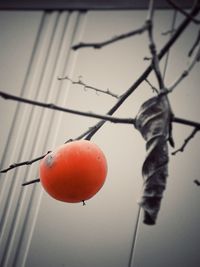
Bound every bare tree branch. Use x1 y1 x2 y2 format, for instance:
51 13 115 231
146 0 165 90
64 124 104 143
188 29 200 57
1 128 98 175
57 75 119 99
2 87 197 132
172 127 199 155
143 56 152 60
1 109 199 176
194 179 200 186
167 0 200 24
71 25 148 50
0 91 135 125
168 44 200 92
162 29 176 36
144 78 159 93
173 117 200 129
162 10 177 80
0 151 51 173
22 178 40 186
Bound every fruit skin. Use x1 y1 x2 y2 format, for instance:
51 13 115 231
39 140 107 203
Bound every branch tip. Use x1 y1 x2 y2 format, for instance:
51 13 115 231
71 24 148 51
22 178 40 186
172 127 199 155
57 75 118 99
194 179 200 186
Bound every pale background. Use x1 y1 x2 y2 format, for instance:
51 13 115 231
0 8 199 267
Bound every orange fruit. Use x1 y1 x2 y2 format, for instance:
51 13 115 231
39 140 107 203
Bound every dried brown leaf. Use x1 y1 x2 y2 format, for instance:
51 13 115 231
135 95 172 225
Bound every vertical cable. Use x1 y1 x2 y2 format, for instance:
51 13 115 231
0 11 46 235
11 11 70 267
128 206 141 267
19 11 87 267
0 11 60 267
0 12 45 195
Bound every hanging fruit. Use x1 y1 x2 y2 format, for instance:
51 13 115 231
39 140 107 203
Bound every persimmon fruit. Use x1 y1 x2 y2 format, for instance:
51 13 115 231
39 140 107 203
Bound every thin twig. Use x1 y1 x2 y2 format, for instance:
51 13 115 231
194 179 200 186
1 128 98 174
57 76 119 99
0 91 135 125
144 78 159 93
0 151 51 173
188 29 200 57
162 10 177 80
143 56 152 61
161 10 178 148
146 0 165 90
173 117 200 129
64 124 102 143
172 127 199 155
167 0 200 24
22 178 40 186
162 29 176 36
168 44 200 92
72 25 148 50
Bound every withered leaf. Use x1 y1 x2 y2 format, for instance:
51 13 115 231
135 95 172 225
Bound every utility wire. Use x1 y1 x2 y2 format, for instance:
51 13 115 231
128 207 141 267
